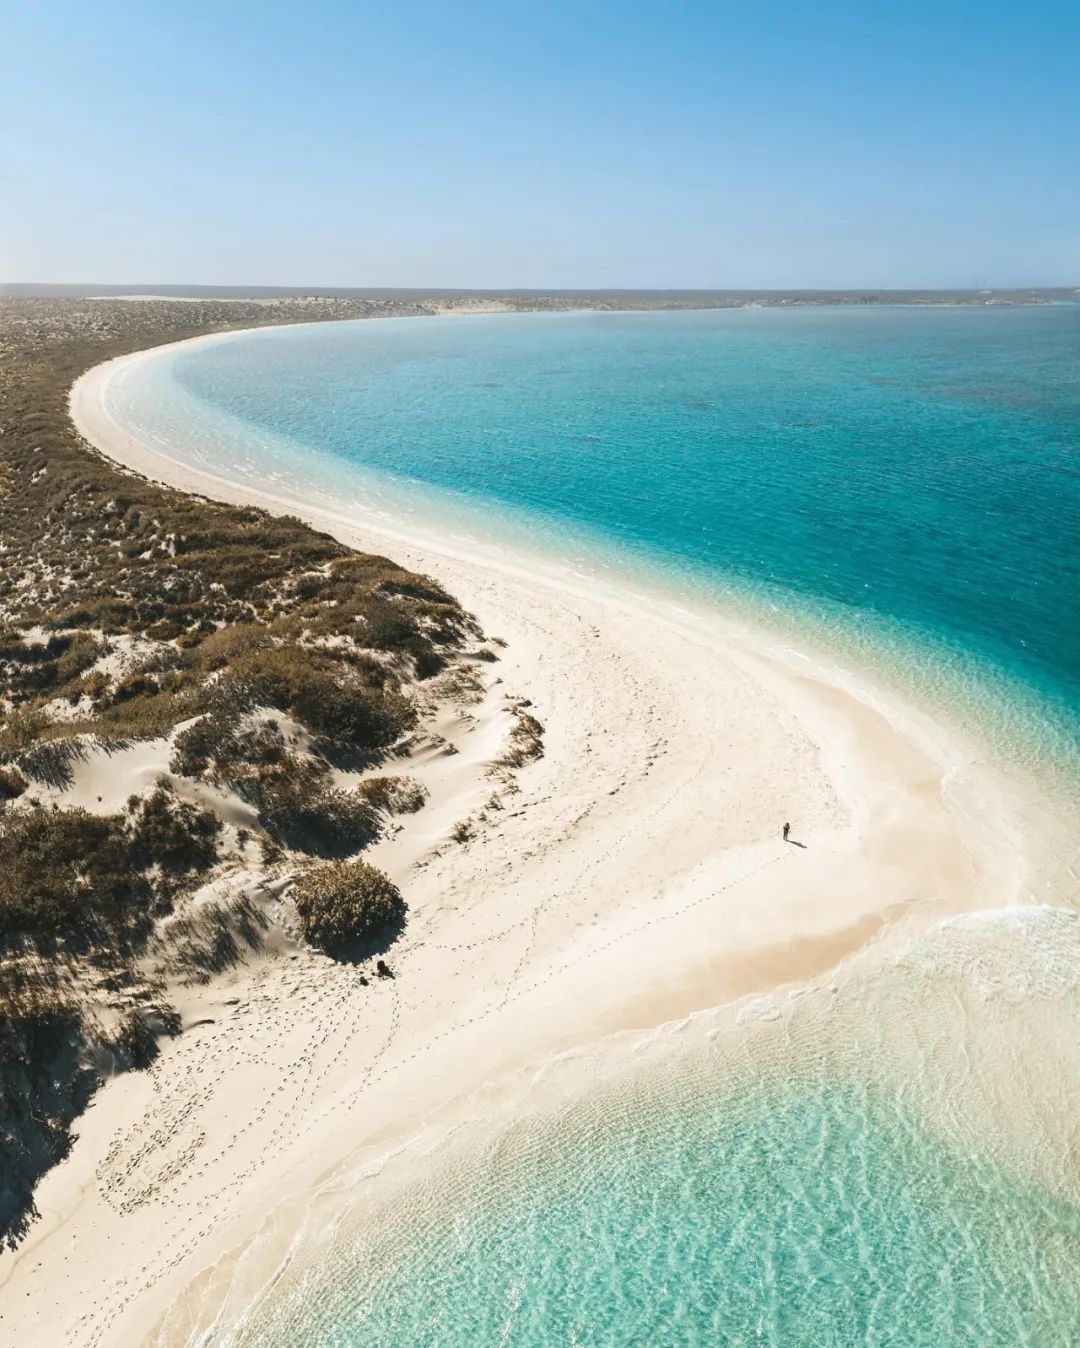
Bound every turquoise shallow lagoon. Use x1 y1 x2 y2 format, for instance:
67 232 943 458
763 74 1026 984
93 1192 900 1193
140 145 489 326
107 305 1080 782
102 307 1080 1346
241 1084 1080 1347
225 909 1080 1348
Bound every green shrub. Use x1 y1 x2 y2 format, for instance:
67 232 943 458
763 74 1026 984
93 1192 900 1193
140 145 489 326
292 860 405 951
355 596 420 650
412 648 445 680
127 786 221 875
52 632 107 684
109 672 160 703
169 716 217 777
291 678 414 751
217 647 416 751
0 709 46 756
0 632 106 702
0 807 141 949
189 623 272 672
97 686 194 739
79 669 111 703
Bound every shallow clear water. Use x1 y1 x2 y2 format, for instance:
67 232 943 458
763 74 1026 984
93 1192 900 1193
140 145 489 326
226 911 1080 1348
103 308 1080 1346
249 1088 1080 1347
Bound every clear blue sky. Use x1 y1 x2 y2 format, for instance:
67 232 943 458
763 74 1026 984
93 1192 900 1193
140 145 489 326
3 0 1077 288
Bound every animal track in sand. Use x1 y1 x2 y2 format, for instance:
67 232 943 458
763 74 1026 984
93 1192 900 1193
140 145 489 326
75 967 403 1348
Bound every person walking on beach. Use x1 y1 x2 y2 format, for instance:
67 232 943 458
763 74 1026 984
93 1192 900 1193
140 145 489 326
782 821 791 842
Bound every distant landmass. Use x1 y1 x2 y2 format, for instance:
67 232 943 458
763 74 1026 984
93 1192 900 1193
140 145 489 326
3 282 1078 306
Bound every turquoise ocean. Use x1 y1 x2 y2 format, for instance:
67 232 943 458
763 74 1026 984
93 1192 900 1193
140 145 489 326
104 308 1080 1345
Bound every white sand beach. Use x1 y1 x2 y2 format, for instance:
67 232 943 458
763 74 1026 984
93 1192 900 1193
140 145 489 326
0 335 1033 1346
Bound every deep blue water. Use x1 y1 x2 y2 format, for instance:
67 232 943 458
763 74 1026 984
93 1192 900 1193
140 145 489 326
103 307 1080 1347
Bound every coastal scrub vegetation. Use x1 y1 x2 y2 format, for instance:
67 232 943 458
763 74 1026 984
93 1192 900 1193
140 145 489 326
495 709 545 771
0 298 474 815
0 297 480 1248
0 968 92 1248
291 860 406 954
357 773 428 815
0 787 221 953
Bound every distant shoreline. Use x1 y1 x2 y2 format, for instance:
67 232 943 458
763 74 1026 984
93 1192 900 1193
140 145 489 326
7 280 1079 305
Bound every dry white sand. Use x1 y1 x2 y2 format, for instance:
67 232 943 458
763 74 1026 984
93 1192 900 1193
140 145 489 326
0 335 1033 1346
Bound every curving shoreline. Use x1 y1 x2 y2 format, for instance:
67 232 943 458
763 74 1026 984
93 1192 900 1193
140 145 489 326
0 323 1045 1345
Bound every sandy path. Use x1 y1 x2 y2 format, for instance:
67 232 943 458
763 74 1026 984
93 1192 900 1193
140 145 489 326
0 338 1026 1347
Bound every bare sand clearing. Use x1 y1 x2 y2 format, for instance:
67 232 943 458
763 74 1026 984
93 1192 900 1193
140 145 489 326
0 336 1030 1346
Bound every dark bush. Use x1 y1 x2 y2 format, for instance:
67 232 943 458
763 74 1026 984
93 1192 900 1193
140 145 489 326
189 623 271 672
169 716 218 777
253 773 379 857
413 648 445 680
356 597 419 650
109 672 159 703
292 860 405 952
52 632 107 683
0 978 92 1250
127 786 221 875
223 647 417 751
291 678 415 751
79 669 111 703
97 687 193 740
115 1009 158 1067
0 766 28 801
0 709 45 756
171 710 287 780
0 807 143 949
0 791 219 953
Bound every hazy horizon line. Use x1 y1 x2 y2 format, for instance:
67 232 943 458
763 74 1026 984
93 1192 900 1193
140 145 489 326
5 282 1079 299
